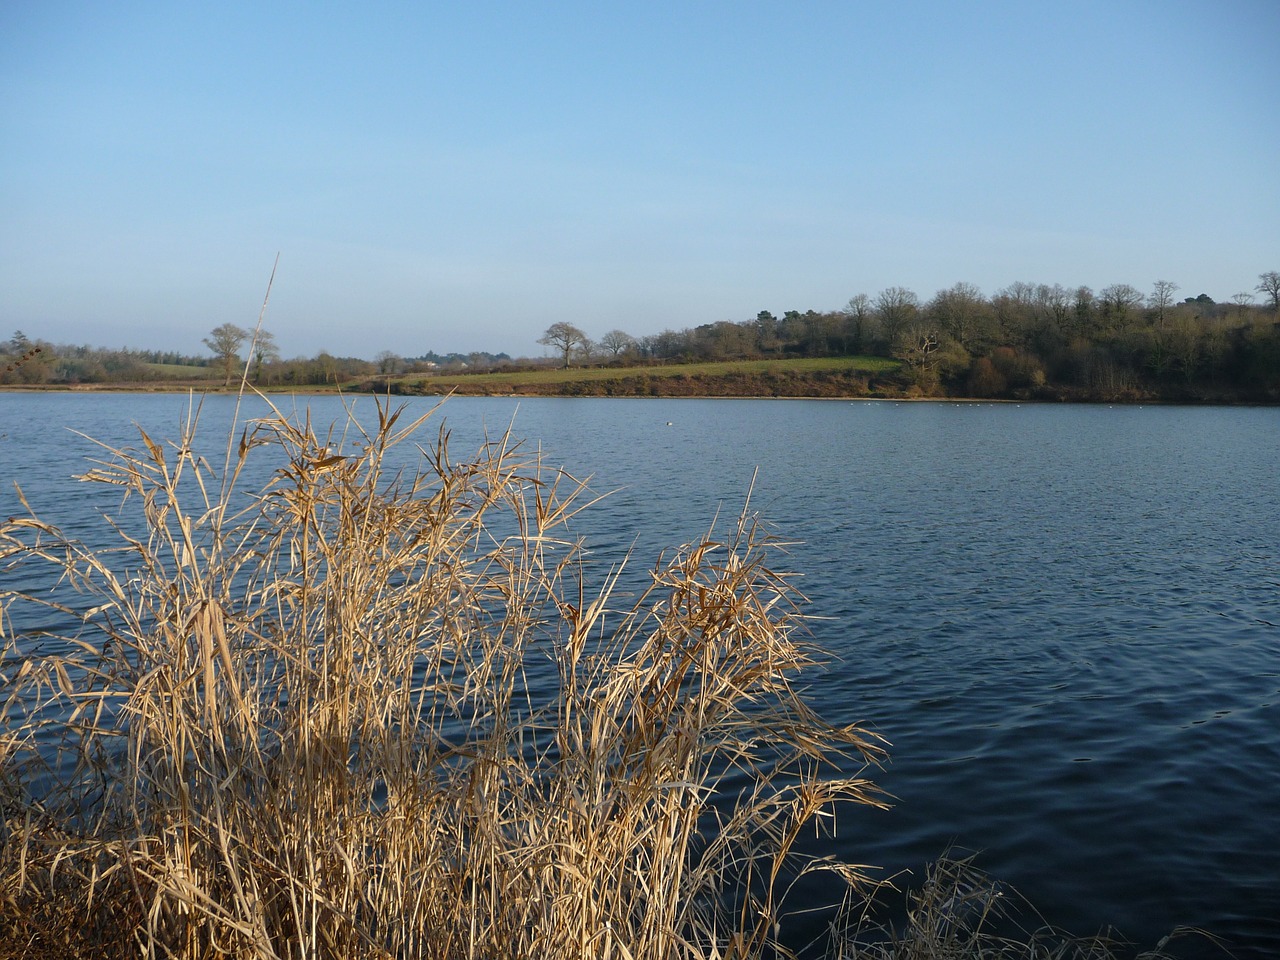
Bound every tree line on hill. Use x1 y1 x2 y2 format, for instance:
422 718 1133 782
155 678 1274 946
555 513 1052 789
3 272 1278 400
535 272 1280 401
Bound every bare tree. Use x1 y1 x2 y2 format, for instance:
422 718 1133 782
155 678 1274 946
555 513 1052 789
892 325 969 391
1149 280 1179 330
928 282 988 350
893 325 941 381
873 287 919 348
991 283 1038 345
251 330 278 384
204 323 248 386
1257 271 1280 315
599 329 636 358
1072 286 1097 337
842 295 873 353
1098 284 1144 331
538 322 589 368
1033 283 1073 341
374 350 401 375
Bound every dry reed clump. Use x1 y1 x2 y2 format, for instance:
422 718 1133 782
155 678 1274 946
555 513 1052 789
0 397 889 960
835 854 1212 960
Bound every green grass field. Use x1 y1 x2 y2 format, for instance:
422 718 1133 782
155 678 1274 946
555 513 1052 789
402 355 901 392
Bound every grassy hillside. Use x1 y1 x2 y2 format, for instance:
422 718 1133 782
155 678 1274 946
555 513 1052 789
381 355 905 398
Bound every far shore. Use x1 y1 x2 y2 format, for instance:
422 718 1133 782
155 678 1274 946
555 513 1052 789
2 381 1272 406
2 350 1276 407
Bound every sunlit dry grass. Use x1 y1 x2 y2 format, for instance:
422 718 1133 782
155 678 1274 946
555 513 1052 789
0 394 890 959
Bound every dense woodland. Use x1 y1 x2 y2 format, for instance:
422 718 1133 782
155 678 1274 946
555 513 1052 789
4 273 1279 401
554 274 1280 402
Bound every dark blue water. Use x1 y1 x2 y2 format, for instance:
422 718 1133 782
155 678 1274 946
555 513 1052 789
2 393 1277 957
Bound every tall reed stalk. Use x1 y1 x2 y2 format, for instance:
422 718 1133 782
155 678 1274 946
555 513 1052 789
1 396 889 959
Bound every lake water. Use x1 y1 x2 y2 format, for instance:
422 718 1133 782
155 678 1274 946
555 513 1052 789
2 392 1277 957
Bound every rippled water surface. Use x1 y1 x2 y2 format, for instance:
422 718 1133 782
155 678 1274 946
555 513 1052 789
2 393 1277 957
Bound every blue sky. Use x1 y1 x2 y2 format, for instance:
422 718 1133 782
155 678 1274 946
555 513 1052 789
2 1 1277 361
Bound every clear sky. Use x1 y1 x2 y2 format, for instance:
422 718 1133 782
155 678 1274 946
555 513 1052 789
2 1 1277 361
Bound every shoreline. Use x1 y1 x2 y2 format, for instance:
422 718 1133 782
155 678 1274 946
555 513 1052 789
3 383 1273 407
